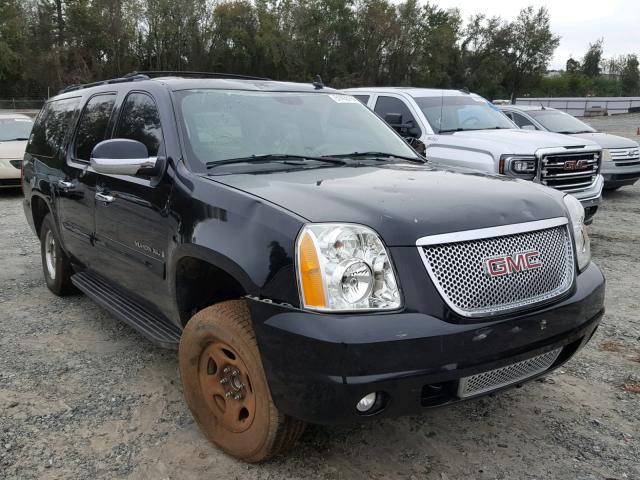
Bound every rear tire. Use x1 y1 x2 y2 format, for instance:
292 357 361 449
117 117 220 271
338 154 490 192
40 213 76 296
179 300 306 462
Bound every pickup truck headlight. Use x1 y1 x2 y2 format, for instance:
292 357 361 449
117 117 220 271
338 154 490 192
563 194 591 271
296 223 401 311
500 155 537 179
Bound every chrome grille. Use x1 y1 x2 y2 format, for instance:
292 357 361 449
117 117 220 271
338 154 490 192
457 348 562 398
418 220 574 317
540 151 600 193
609 147 640 167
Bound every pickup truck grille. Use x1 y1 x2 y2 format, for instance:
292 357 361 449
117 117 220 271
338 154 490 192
540 151 600 194
418 222 574 317
609 147 640 167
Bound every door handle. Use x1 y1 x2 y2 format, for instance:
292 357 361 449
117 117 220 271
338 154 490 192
58 180 74 190
95 192 115 204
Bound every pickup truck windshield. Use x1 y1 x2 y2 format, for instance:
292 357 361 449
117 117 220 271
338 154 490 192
528 110 596 134
175 90 420 167
415 95 514 133
0 118 34 141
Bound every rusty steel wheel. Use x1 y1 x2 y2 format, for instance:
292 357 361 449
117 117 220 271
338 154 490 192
179 300 306 462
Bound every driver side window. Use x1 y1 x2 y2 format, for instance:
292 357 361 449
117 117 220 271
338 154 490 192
374 96 421 137
115 92 163 156
510 112 537 129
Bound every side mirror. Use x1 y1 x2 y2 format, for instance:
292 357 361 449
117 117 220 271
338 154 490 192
521 124 537 131
90 139 157 176
384 113 403 125
406 137 426 156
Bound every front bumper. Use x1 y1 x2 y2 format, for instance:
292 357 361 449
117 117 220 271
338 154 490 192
249 262 605 424
601 161 640 188
0 158 21 188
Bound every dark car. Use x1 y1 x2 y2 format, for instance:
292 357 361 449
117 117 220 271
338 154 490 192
22 72 605 462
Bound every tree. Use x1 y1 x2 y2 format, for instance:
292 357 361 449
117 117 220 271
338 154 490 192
566 57 580 74
581 39 603 77
620 55 640 96
503 6 559 102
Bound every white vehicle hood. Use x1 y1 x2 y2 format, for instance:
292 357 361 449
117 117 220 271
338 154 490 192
442 129 600 155
569 132 639 149
0 140 28 159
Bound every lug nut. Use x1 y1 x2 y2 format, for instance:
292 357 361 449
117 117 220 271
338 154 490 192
223 367 231 374
219 378 228 385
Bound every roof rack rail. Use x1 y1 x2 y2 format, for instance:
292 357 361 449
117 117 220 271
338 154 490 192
125 71 270 81
59 73 149 94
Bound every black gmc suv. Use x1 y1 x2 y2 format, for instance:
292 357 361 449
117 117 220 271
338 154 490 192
22 72 605 462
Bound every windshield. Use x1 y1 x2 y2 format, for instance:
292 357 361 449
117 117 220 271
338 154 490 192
528 110 595 134
414 95 515 133
0 118 34 141
175 90 419 167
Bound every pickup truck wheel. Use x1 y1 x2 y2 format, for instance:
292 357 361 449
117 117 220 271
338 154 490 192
179 300 306 462
40 214 76 296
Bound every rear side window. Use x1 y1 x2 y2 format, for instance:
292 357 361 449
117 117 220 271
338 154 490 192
28 97 81 158
353 95 370 105
74 94 116 161
115 93 163 156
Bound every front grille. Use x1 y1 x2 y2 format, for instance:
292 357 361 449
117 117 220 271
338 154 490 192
418 221 574 317
540 151 600 193
609 147 640 167
457 348 562 398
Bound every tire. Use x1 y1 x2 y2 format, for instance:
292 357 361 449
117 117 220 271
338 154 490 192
40 213 76 296
179 300 306 462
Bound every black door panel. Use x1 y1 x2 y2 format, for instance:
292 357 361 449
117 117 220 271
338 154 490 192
93 91 173 311
58 93 117 266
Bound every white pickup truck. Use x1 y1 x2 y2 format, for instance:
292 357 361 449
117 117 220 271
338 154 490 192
344 87 604 222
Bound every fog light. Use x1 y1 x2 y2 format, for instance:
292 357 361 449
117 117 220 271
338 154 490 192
356 392 377 412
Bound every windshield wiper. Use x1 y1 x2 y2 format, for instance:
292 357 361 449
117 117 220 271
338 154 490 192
326 151 424 163
439 126 508 133
2 137 29 141
206 154 346 169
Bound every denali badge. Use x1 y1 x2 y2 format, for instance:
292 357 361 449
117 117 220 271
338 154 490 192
563 159 588 171
484 251 543 277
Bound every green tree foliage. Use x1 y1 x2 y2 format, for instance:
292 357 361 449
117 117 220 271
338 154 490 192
581 39 603 77
0 0 623 102
620 55 640 96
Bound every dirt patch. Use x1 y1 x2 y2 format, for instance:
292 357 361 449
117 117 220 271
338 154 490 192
1 182 639 479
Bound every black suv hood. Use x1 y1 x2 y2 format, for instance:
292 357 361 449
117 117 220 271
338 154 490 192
209 163 567 246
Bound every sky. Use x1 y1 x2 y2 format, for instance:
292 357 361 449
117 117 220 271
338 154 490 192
425 0 640 70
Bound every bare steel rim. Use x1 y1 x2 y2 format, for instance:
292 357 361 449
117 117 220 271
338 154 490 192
44 229 57 280
198 341 256 433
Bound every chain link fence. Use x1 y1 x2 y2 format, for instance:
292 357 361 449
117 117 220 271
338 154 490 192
0 99 45 117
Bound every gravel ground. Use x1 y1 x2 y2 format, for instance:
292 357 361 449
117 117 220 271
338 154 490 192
1 183 639 480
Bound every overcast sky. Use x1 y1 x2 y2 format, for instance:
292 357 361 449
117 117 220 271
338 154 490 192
426 0 640 70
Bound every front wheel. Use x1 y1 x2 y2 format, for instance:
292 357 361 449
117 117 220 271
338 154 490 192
40 213 76 296
179 300 306 462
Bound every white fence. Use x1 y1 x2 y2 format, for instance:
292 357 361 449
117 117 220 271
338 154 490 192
514 97 640 116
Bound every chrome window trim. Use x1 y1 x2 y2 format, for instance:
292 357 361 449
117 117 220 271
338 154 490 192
416 217 575 318
416 217 568 246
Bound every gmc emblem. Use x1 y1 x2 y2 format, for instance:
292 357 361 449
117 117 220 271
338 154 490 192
485 251 543 277
563 160 588 171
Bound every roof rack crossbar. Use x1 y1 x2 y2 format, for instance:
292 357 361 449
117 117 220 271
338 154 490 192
125 71 270 81
59 74 149 94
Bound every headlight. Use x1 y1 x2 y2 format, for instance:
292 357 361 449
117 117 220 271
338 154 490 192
500 155 537 179
563 194 591 271
601 149 612 161
296 223 402 311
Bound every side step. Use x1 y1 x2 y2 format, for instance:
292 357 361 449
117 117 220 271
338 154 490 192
71 270 181 349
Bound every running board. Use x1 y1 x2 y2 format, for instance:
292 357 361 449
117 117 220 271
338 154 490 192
71 270 181 349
